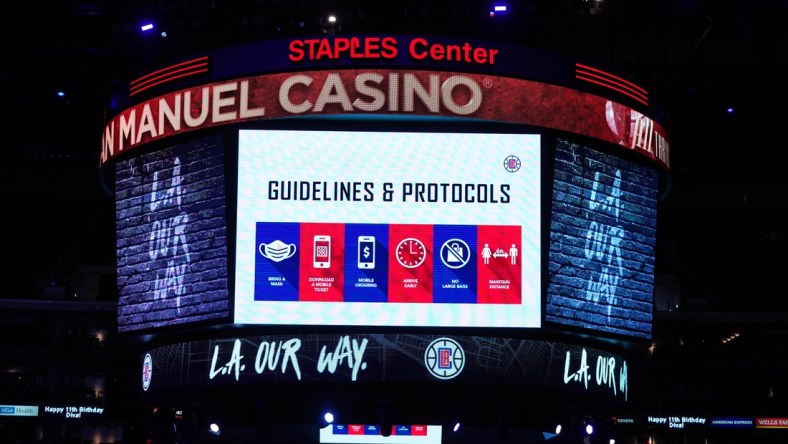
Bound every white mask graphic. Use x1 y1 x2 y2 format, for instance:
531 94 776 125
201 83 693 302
259 240 297 262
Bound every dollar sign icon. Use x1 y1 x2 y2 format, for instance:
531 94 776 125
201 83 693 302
358 236 375 269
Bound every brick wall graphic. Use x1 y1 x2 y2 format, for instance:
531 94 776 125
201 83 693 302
546 139 658 339
115 134 230 332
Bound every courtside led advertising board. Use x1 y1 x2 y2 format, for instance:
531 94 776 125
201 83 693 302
234 129 541 328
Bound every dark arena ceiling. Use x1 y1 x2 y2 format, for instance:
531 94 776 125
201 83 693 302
1 0 787 442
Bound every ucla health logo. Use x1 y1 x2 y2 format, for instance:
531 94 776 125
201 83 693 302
142 353 153 391
424 337 465 380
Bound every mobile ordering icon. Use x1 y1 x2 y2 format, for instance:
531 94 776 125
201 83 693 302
358 236 375 269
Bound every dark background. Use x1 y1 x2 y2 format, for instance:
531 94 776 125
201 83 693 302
1 0 787 441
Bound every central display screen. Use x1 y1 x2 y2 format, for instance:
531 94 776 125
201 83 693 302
234 129 541 328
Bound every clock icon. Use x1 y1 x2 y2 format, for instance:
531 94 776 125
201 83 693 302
396 237 426 268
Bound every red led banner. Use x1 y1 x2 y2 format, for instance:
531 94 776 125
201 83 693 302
129 56 210 96
575 63 649 107
100 69 669 168
755 418 788 429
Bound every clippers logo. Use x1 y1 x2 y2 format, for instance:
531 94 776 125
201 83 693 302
142 353 153 391
424 337 465 380
503 155 521 173
439 349 452 368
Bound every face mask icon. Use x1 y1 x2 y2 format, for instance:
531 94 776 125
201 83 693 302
259 240 297 262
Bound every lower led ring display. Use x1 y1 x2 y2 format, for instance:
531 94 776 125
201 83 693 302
140 333 628 402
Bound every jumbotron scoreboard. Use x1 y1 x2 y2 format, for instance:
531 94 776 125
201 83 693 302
103 34 667 406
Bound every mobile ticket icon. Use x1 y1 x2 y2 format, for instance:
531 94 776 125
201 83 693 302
313 235 331 268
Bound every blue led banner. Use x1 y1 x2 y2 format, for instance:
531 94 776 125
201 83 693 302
115 134 230 332
546 139 659 340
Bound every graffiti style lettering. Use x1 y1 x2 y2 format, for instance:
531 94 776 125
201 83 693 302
317 336 369 381
148 157 191 309
584 224 624 314
254 338 302 380
620 360 628 401
563 348 628 400
209 339 245 381
563 349 590 389
584 169 625 319
595 355 617 396
588 170 621 219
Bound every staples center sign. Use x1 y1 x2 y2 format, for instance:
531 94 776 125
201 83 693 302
287 36 499 64
100 35 670 167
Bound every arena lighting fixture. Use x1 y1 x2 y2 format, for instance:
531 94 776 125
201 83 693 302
441 400 465 435
140 22 154 32
722 332 741 344
540 419 563 440
583 415 595 436
327 15 336 23
490 4 507 16
323 411 334 426
442 415 461 434
318 400 337 428
208 422 221 436
317 401 337 429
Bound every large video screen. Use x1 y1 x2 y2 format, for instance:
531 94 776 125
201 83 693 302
115 134 230 332
234 129 540 328
546 139 659 339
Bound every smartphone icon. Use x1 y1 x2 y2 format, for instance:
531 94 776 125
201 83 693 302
358 236 375 269
313 235 331 268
